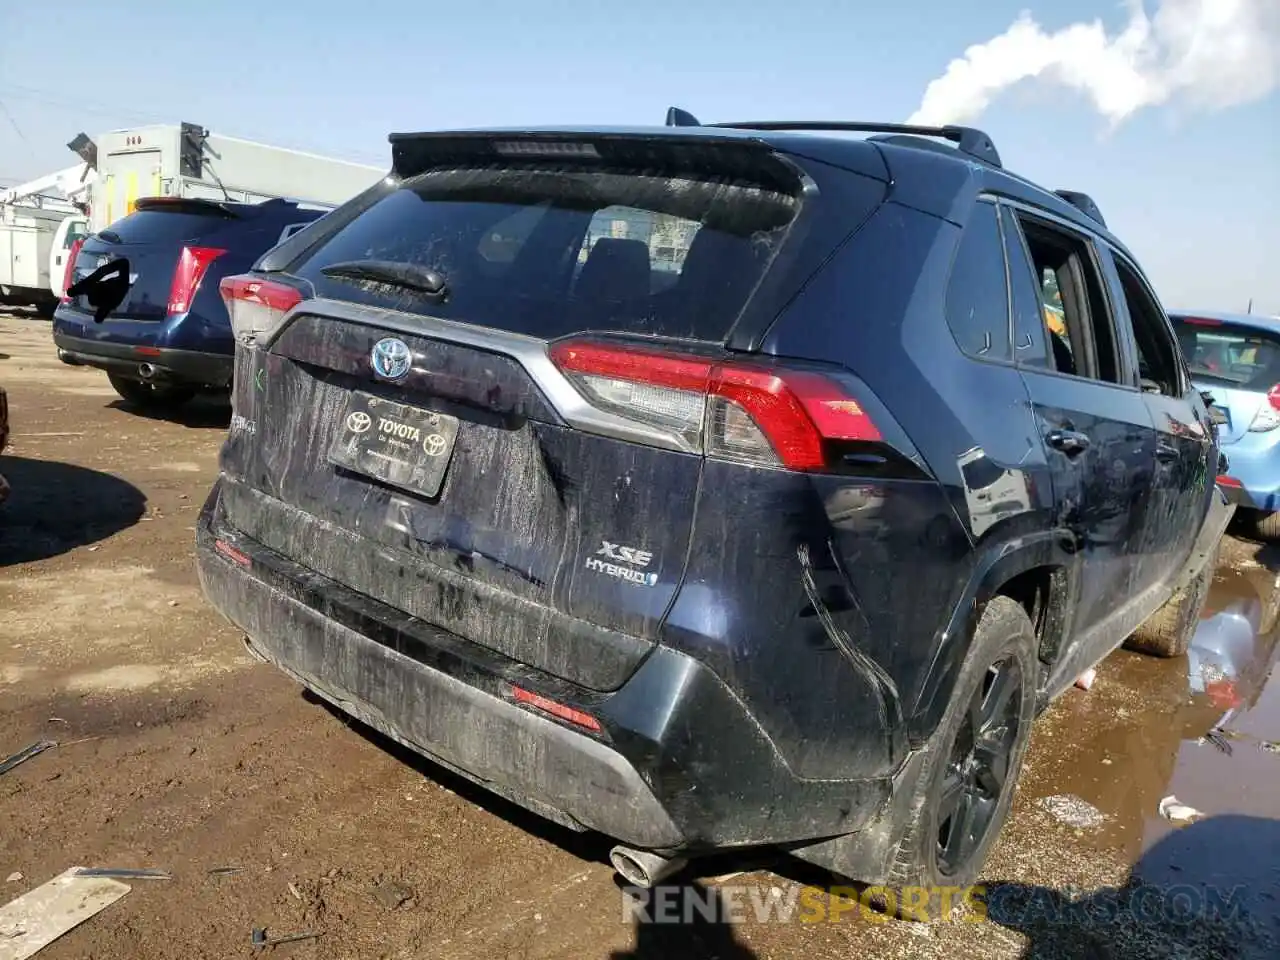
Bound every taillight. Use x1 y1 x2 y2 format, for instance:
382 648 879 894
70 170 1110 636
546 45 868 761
549 340 881 471
220 274 305 345
59 237 85 303
1247 385 1280 433
167 246 226 315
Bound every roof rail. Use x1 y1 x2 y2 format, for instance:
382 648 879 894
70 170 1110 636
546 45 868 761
1054 190 1106 228
661 107 1000 167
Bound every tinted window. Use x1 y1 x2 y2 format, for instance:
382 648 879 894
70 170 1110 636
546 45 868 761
99 210 230 245
944 203 1011 361
1000 207 1050 368
1172 318 1280 392
1113 257 1182 395
292 164 799 342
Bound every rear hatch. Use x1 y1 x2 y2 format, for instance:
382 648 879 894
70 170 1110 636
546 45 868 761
1173 314 1280 442
67 199 249 321
218 133 887 690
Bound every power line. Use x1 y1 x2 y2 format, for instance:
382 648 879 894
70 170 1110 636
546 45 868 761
0 98 35 158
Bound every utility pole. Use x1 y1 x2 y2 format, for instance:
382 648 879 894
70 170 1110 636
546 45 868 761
1247 298 1253 314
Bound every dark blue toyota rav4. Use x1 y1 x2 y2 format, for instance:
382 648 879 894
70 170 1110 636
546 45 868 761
194 110 1233 896
52 197 325 410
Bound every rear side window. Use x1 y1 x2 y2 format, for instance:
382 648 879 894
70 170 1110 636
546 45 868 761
99 210 229 245
1000 207 1050 368
1172 318 1280 392
944 202 1011 361
291 164 800 342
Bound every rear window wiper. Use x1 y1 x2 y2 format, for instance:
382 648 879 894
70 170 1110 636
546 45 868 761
320 260 448 301
98 229 122 244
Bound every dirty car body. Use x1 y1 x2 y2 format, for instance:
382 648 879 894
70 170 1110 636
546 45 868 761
195 119 1231 885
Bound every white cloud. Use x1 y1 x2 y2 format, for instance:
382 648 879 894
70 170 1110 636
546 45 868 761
908 0 1280 127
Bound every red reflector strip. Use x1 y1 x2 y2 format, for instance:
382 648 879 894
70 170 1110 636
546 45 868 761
1181 316 1223 326
134 346 162 357
1218 475 1242 487
511 686 601 732
213 539 251 567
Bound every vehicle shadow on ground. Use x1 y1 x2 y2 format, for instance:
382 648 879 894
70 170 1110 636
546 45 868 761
609 878 760 959
304 692 761 957
107 394 231 429
0 455 147 566
984 814 1280 959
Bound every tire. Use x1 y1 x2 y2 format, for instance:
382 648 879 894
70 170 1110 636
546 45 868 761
1123 543 1217 659
107 374 196 409
882 596 1038 911
1248 509 1280 541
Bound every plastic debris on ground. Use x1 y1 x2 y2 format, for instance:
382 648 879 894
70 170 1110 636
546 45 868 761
1074 667 1097 691
1158 794 1204 823
0 867 130 959
1036 794 1110 829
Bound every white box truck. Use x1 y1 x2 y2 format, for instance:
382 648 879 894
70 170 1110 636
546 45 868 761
84 122 384 234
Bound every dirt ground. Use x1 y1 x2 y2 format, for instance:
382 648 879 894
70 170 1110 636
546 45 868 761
2 308 1279 959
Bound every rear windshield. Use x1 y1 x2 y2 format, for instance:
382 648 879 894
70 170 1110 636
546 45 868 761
98 210 230 245
290 164 800 341
1172 317 1280 391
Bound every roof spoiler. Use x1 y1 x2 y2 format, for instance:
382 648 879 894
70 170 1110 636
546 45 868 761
663 106 1002 168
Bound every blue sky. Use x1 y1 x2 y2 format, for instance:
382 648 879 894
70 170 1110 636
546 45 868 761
2 0 1276 314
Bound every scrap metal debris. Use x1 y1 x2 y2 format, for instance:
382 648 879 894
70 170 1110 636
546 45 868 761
0 867 130 960
207 867 241 878
0 742 56 778
251 928 321 948
74 868 171 881
3 875 20 884
1158 794 1204 823
1036 794 1110 830
1200 728 1235 755
1074 667 1097 691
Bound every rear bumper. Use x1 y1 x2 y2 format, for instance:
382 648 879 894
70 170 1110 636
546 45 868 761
52 331 233 389
195 479 891 853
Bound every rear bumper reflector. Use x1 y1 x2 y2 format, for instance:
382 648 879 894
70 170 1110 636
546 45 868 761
511 686 601 732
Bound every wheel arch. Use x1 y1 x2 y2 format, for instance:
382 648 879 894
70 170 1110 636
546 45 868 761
906 530 1076 744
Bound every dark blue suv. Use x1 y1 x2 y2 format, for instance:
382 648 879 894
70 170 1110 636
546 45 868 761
194 111 1233 898
52 197 325 409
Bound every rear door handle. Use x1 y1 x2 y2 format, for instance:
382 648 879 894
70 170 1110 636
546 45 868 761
1046 429 1090 456
1156 443 1180 462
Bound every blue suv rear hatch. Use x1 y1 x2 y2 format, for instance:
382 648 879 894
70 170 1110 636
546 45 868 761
216 133 891 692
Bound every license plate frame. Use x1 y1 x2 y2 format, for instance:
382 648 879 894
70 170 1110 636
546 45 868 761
328 392 460 499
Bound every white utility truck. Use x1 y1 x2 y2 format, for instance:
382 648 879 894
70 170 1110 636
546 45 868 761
83 122 383 234
39 123 385 303
0 165 94 315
